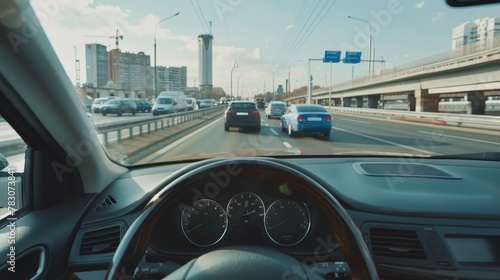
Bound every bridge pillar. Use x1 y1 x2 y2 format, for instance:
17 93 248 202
342 97 352 107
356 97 363 108
414 89 438 112
467 91 486 115
368 95 380 109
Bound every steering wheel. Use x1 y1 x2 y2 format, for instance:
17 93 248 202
105 158 378 280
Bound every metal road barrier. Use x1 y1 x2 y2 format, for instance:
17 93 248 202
328 107 500 131
95 106 224 146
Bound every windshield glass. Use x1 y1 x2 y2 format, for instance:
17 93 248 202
297 106 327 113
31 0 500 165
157 98 173 105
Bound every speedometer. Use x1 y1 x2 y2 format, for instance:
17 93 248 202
181 199 228 247
227 192 265 225
264 199 311 246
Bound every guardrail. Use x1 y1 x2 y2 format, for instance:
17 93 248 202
328 106 500 131
95 106 224 145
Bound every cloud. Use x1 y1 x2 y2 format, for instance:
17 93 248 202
286 24 295 30
432 12 445 22
415 1 425 9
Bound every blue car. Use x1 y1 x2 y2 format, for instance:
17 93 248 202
281 104 332 139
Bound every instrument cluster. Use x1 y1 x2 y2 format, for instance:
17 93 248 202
180 192 311 247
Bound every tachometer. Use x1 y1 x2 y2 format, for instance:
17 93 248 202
181 199 228 247
227 192 265 225
264 198 311 246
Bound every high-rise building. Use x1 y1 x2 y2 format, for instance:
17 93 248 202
156 66 187 92
452 17 500 49
85 43 109 88
119 51 152 92
198 34 213 95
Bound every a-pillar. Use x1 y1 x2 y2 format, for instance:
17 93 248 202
368 95 380 109
342 97 352 107
467 91 486 115
414 89 438 112
356 97 363 108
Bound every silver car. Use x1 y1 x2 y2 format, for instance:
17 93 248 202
265 101 287 119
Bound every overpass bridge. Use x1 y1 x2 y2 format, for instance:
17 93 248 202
285 37 500 115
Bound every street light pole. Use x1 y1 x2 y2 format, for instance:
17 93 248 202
307 58 323 104
237 74 243 100
288 60 302 96
347 16 374 78
230 61 238 99
154 12 180 98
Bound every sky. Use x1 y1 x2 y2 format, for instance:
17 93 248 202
31 0 496 98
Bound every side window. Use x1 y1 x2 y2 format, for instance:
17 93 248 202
0 113 26 220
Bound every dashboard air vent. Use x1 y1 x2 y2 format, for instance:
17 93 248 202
370 228 426 260
79 226 121 255
99 195 118 208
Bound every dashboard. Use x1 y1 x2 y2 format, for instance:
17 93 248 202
68 157 500 280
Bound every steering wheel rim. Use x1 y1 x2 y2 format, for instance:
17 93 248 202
105 157 378 280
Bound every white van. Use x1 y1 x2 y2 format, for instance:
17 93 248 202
152 91 188 116
186 97 198 110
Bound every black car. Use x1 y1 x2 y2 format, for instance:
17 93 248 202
132 99 152 113
100 99 137 116
224 101 261 132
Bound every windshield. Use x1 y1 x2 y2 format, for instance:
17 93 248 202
31 0 500 166
297 106 327 113
157 98 173 105
271 103 286 108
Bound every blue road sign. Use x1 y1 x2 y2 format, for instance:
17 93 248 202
344 51 362 64
324 50 341 63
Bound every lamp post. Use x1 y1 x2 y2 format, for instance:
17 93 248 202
347 16 373 78
237 74 243 100
230 61 238 99
288 60 302 95
307 58 323 104
154 12 180 98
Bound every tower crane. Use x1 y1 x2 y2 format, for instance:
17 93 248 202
85 29 123 50
84 29 124 89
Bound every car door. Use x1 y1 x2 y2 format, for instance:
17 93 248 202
0 109 96 280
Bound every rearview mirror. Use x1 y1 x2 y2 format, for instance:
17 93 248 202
446 0 500 6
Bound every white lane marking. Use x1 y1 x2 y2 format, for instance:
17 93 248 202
419 131 500 146
140 116 225 162
336 118 371 124
283 142 293 148
270 128 279 136
334 127 436 155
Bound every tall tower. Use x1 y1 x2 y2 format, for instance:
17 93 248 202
198 34 213 98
